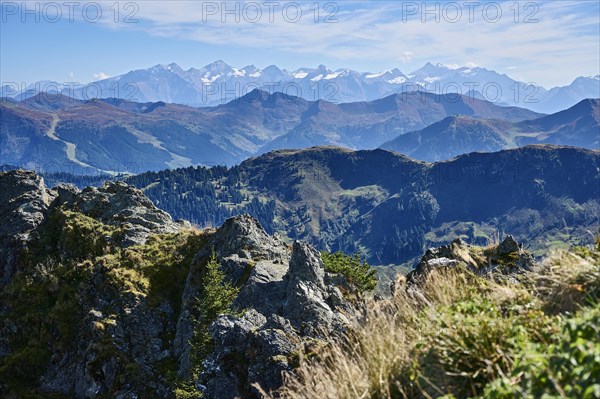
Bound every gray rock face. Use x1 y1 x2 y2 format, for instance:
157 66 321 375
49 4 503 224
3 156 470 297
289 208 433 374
0 171 187 270
0 171 194 397
65 181 187 246
173 215 291 380
171 216 355 399
283 242 349 336
37 277 176 399
286 241 325 290
0 170 56 287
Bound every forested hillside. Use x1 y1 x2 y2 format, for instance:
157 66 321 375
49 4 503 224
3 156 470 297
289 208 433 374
124 145 600 266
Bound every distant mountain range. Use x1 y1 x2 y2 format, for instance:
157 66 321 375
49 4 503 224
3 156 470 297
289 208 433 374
2 61 598 113
0 90 544 173
120 145 600 266
381 98 600 161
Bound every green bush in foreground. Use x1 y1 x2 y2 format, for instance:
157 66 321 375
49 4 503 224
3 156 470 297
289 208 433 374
321 251 377 293
482 304 600 399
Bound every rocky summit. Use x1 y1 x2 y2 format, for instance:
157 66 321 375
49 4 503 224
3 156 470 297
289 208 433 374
0 170 56 287
0 170 360 398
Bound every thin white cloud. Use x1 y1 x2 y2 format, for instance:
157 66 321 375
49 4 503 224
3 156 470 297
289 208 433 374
399 51 414 63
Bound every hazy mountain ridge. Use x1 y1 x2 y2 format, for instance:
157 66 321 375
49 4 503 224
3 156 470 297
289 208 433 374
0 91 542 173
380 98 600 161
3 61 598 113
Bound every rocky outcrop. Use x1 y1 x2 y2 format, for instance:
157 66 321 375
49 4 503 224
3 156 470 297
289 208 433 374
0 171 188 268
174 216 356 398
1 171 360 398
62 180 188 246
0 171 194 397
400 236 536 291
0 170 56 287
497 235 521 255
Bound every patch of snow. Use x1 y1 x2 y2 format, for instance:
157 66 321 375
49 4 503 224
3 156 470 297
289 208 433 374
462 68 478 76
388 76 407 84
366 72 386 79
443 64 461 70
201 73 222 83
293 72 308 79
231 68 246 77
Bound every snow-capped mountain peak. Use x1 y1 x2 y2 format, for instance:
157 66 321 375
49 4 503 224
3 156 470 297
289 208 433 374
7 60 598 113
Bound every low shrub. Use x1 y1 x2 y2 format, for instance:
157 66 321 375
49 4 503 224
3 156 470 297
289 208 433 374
321 251 377 293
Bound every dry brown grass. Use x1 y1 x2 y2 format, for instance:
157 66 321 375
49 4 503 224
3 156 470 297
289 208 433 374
273 246 599 399
534 247 600 314
275 268 507 399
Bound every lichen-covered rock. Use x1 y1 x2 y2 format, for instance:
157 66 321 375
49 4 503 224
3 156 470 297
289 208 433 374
173 215 291 380
0 170 56 287
181 218 356 399
0 171 193 397
65 180 188 246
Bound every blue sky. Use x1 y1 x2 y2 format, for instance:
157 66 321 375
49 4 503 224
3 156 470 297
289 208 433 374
1 0 599 88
